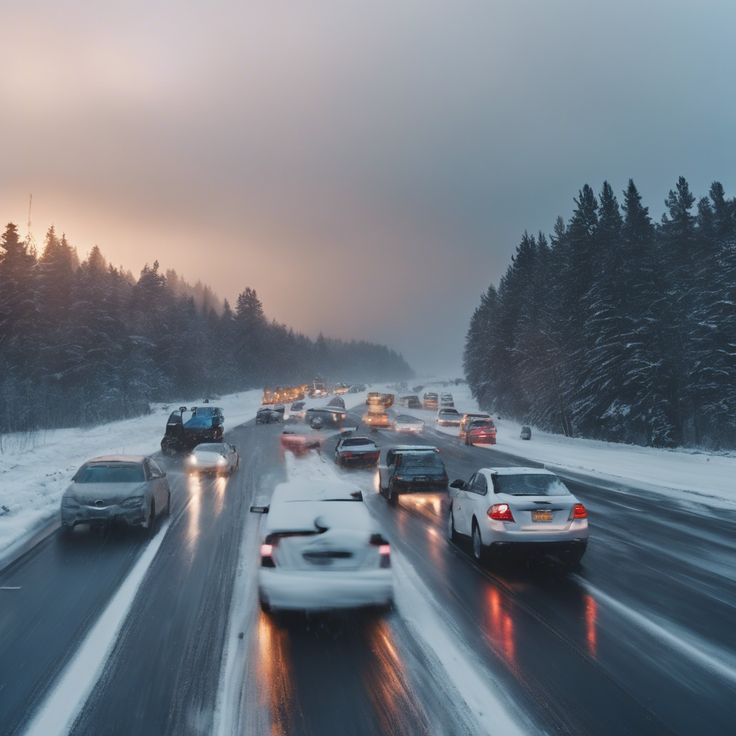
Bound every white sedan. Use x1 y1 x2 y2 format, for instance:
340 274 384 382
251 479 394 613
448 467 589 568
186 442 240 476
393 414 425 433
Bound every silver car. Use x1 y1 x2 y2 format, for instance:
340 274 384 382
448 467 589 568
186 442 240 475
60 455 171 536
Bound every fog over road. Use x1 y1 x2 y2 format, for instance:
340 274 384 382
1 406 734 736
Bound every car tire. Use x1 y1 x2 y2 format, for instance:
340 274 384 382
163 491 171 518
60 524 75 541
259 596 272 614
387 483 398 507
448 510 458 542
472 521 486 563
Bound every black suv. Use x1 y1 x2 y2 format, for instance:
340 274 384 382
378 446 448 505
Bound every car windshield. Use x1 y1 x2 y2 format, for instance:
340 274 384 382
494 474 570 496
195 444 227 453
469 420 493 429
76 464 145 483
440 410 459 417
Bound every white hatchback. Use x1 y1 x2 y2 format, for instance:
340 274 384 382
251 480 394 613
448 467 589 568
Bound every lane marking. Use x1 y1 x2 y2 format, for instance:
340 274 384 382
577 578 736 687
23 522 170 736
1 585 21 590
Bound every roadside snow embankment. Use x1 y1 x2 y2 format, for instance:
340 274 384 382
0 390 263 561
419 381 736 510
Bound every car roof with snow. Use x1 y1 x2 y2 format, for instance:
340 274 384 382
85 455 147 464
271 479 363 504
265 499 378 536
480 467 555 477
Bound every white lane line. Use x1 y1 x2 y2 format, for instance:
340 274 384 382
577 578 736 687
23 523 170 736
1 586 21 590
392 553 534 736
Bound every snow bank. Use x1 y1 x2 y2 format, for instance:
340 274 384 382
414 381 736 509
0 390 263 560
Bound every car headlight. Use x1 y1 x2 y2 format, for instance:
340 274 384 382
217 456 226 466
188 455 197 465
121 496 145 508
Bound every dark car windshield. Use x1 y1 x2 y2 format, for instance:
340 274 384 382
76 463 145 483
493 474 570 496
469 420 494 429
195 444 227 454
341 438 375 447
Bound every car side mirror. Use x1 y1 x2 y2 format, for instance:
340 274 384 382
449 479 466 490
250 504 270 514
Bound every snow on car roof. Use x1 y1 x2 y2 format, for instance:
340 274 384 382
480 467 554 476
389 445 439 453
271 479 363 504
265 499 377 535
86 455 147 464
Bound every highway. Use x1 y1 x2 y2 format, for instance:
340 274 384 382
1 405 734 735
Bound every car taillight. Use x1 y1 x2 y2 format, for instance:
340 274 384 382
260 543 276 568
572 503 588 519
379 544 391 568
488 503 514 521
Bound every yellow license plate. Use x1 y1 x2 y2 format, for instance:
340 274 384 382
532 510 553 522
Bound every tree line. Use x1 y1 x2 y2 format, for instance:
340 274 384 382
0 224 411 433
464 177 736 448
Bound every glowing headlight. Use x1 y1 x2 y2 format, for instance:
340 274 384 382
217 456 226 466
188 455 197 465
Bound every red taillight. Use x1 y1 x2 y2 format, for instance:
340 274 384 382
260 543 275 567
378 544 391 568
572 503 588 519
488 503 514 521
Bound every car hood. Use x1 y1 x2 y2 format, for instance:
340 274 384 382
192 451 225 465
65 481 148 504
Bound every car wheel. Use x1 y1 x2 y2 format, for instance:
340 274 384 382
447 510 458 542
472 521 485 563
163 491 171 517
60 524 75 541
387 483 398 507
259 596 272 614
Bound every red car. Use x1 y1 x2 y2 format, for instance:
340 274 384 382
464 419 497 445
280 430 321 454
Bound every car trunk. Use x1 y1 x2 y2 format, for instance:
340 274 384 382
505 496 575 532
274 528 372 572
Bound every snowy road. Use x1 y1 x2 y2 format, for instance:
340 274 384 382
1 408 735 735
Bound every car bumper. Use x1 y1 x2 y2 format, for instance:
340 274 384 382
339 455 379 466
61 503 146 528
259 569 394 611
393 480 448 494
481 522 589 547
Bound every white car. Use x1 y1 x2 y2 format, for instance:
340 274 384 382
447 467 588 568
186 442 240 476
393 414 425 433
436 408 462 426
251 480 394 613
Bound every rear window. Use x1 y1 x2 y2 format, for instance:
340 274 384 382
76 464 145 483
469 420 494 429
195 443 227 453
493 474 570 496
399 453 445 470
341 438 375 448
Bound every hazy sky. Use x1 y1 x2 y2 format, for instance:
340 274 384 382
2 1 735 373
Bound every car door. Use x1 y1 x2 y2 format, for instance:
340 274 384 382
379 450 395 491
466 472 488 530
147 459 167 511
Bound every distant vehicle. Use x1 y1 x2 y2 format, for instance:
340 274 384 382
520 425 532 440
398 395 422 409
348 383 367 393
333 383 350 395
393 414 424 433
280 429 321 453
251 479 393 613
464 419 497 446
161 406 224 455
459 412 492 441
309 377 328 398
363 410 392 431
447 468 588 568
61 455 170 537
334 436 380 466
288 401 307 422
436 408 462 427
327 396 346 410
378 446 448 505
186 442 239 476
256 406 283 424
423 392 439 410
412 385 424 394
440 393 454 407
366 392 394 408
305 407 346 429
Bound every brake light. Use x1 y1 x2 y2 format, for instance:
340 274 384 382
379 544 391 568
572 503 588 520
488 503 514 521
260 543 275 567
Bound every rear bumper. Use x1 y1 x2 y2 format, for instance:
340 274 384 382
259 569 394 611
339 455 379 466
393 480 448 494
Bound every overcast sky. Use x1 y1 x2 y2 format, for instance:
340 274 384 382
2 0 735 374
